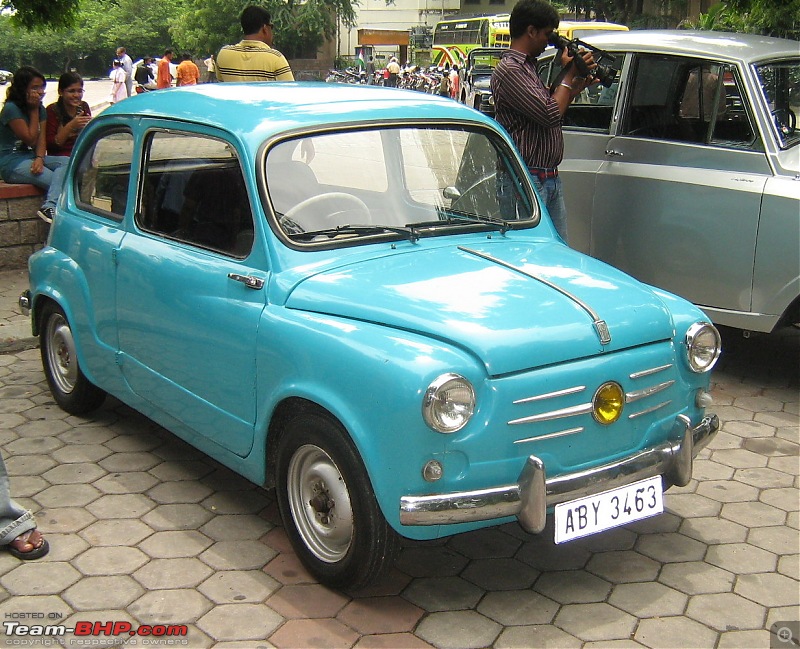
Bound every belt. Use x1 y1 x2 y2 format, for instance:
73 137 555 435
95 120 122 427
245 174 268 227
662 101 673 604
529 167 559 182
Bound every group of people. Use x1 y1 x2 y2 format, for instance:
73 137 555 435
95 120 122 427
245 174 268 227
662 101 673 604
0 0 590 562
438 63 461 100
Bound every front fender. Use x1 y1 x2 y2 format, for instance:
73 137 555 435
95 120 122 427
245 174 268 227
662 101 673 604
251 307 486 536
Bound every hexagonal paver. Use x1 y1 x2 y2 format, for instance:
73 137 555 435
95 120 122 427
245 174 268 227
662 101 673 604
554 602 637 642
734 573 800 607
415 610 501 649
608 582 688 618
635 533 708 563
200 514 272 541
99 451 162 472
461 557 539 591
79 519 154 546
706 543 778 574
394 546 468 578
686 592 766 632
697 479 759 503
658 561 735 595
266 583 348 619
62 575 143 609
133 557 213 590
41 462 106 484
72 547 149 576
403 576 483 612
747 525 800 555
721 501 787 527
534 570 612 604
198 570 280 604
337 596 424 635
634 616 718 648
93 471 159 494
50 444 112 464
202 540 278 571
137 530 213 558
269 618 358 649
495 625 581 649
1 561 81 595
586 550 661 583
142 503 216 530
129 589 213 625
679 516 748 545
148 481 215 504
35 483 101 508
477 590 559 626
86 494 156 519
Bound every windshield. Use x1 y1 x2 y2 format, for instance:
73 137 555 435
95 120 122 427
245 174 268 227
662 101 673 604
266 125 536 246
754 59 800 149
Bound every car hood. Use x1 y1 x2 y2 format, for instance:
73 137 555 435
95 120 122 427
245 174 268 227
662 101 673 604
285 240 676 375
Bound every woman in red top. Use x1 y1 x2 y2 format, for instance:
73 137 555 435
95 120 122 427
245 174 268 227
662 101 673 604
46 72 91 157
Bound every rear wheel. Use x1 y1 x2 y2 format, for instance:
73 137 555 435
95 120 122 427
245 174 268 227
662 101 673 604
40 302 106 415
276 410 398 590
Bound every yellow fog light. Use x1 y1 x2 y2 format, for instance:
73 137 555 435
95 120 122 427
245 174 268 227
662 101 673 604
593 382 624 425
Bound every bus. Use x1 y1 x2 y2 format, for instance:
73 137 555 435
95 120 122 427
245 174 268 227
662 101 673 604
555 20 629 40
432 14 510 67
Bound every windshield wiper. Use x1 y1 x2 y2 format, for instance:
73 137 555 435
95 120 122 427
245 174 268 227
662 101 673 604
288 223 420 243
412 211 511 234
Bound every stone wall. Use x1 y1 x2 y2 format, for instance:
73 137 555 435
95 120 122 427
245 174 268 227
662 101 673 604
0 183 47 270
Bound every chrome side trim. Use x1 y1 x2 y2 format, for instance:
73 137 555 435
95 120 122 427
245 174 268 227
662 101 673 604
628 400 672 419
458 247 611 345
626 380 675 403
514 385 586 404
508 402 593 426
630 363 673 379
513 427 584 443
399 414 719 533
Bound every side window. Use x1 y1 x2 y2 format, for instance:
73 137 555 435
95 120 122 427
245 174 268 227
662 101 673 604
622 56 755 147
75 130 134 220
540 53 622 132
138 132 253 258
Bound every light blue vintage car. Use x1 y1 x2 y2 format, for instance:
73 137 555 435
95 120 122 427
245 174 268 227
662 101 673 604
21 83 720 589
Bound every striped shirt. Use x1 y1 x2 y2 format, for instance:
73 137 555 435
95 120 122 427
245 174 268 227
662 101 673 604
491 49 563 169
216 40 294 82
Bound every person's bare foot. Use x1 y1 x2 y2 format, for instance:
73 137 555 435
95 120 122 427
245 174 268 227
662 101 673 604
6 529 49 560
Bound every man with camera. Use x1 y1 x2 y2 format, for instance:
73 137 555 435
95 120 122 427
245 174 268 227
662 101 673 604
491 0 596 242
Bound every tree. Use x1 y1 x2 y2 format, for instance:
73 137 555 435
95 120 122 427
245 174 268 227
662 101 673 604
722 0 800 38
1 0 81 30
170 0 358 60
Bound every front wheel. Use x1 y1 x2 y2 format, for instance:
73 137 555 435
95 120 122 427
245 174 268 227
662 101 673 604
276 410 398 590
40 302 106 415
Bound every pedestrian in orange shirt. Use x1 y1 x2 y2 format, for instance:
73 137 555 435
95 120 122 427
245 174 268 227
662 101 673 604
176 53 200 86
157 49 174 89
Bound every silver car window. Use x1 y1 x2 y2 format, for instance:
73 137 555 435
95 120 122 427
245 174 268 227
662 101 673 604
754 60 800 150
74 130 134 221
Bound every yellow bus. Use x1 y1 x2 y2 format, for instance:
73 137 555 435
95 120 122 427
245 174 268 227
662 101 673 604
555 21 629 40
432 14 510 67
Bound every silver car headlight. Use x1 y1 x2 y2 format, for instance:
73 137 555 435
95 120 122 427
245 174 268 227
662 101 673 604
685 322 722 372
422 373 475 433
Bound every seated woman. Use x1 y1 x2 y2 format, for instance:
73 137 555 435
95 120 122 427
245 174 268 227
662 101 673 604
0 66 69 223
46 71 92 158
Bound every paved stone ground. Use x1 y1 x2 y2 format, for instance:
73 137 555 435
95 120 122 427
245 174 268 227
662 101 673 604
0 269 798 648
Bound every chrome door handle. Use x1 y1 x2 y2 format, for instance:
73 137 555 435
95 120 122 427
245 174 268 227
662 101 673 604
605 149 624 157
228 273 264 290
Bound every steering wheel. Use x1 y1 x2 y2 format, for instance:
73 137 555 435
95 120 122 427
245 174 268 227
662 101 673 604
282 192 370 230
772 108 797 135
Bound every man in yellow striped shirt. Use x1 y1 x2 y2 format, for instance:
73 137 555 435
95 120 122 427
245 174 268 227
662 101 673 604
216 5 294 82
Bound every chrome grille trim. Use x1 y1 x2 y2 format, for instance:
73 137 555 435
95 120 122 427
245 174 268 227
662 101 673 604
628 400 672 419
509 402 592 426
514 427 584 443
630 363 673 379
513 386 586 404
626 380 675 403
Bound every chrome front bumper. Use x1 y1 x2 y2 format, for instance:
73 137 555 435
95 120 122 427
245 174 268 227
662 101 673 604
399 413 719 534
18 290 31 316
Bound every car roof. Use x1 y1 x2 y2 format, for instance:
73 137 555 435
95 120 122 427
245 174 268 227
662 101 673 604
99 82 492 147
575 30 799 64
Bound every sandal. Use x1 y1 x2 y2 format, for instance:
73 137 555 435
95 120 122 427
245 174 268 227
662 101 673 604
6 529 49 560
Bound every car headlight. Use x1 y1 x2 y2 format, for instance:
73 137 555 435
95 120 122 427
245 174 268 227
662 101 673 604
422 373 475 433
685 322 721 372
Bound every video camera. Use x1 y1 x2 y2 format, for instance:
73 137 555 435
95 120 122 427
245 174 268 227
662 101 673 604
547 33 618 88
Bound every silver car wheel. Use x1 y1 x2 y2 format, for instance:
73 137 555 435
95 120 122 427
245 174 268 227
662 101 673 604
287 443 354 563
45 312 78 395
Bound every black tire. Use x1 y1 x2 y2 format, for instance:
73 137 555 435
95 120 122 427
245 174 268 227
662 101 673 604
275 410 399 590
39 302 106 415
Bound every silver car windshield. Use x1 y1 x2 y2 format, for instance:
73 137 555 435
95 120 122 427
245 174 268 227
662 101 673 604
266 126 537 245
754 59 800 149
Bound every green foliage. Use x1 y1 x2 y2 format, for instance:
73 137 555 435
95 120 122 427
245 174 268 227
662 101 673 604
2 0 81 30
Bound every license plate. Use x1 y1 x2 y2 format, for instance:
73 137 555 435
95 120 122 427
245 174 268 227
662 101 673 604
554 475 664 544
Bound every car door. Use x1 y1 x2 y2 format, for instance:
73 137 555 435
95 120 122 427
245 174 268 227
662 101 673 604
586 54 771 314
115 127 265 457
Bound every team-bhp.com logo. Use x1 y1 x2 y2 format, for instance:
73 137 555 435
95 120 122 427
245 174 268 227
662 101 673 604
3 621 188 645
